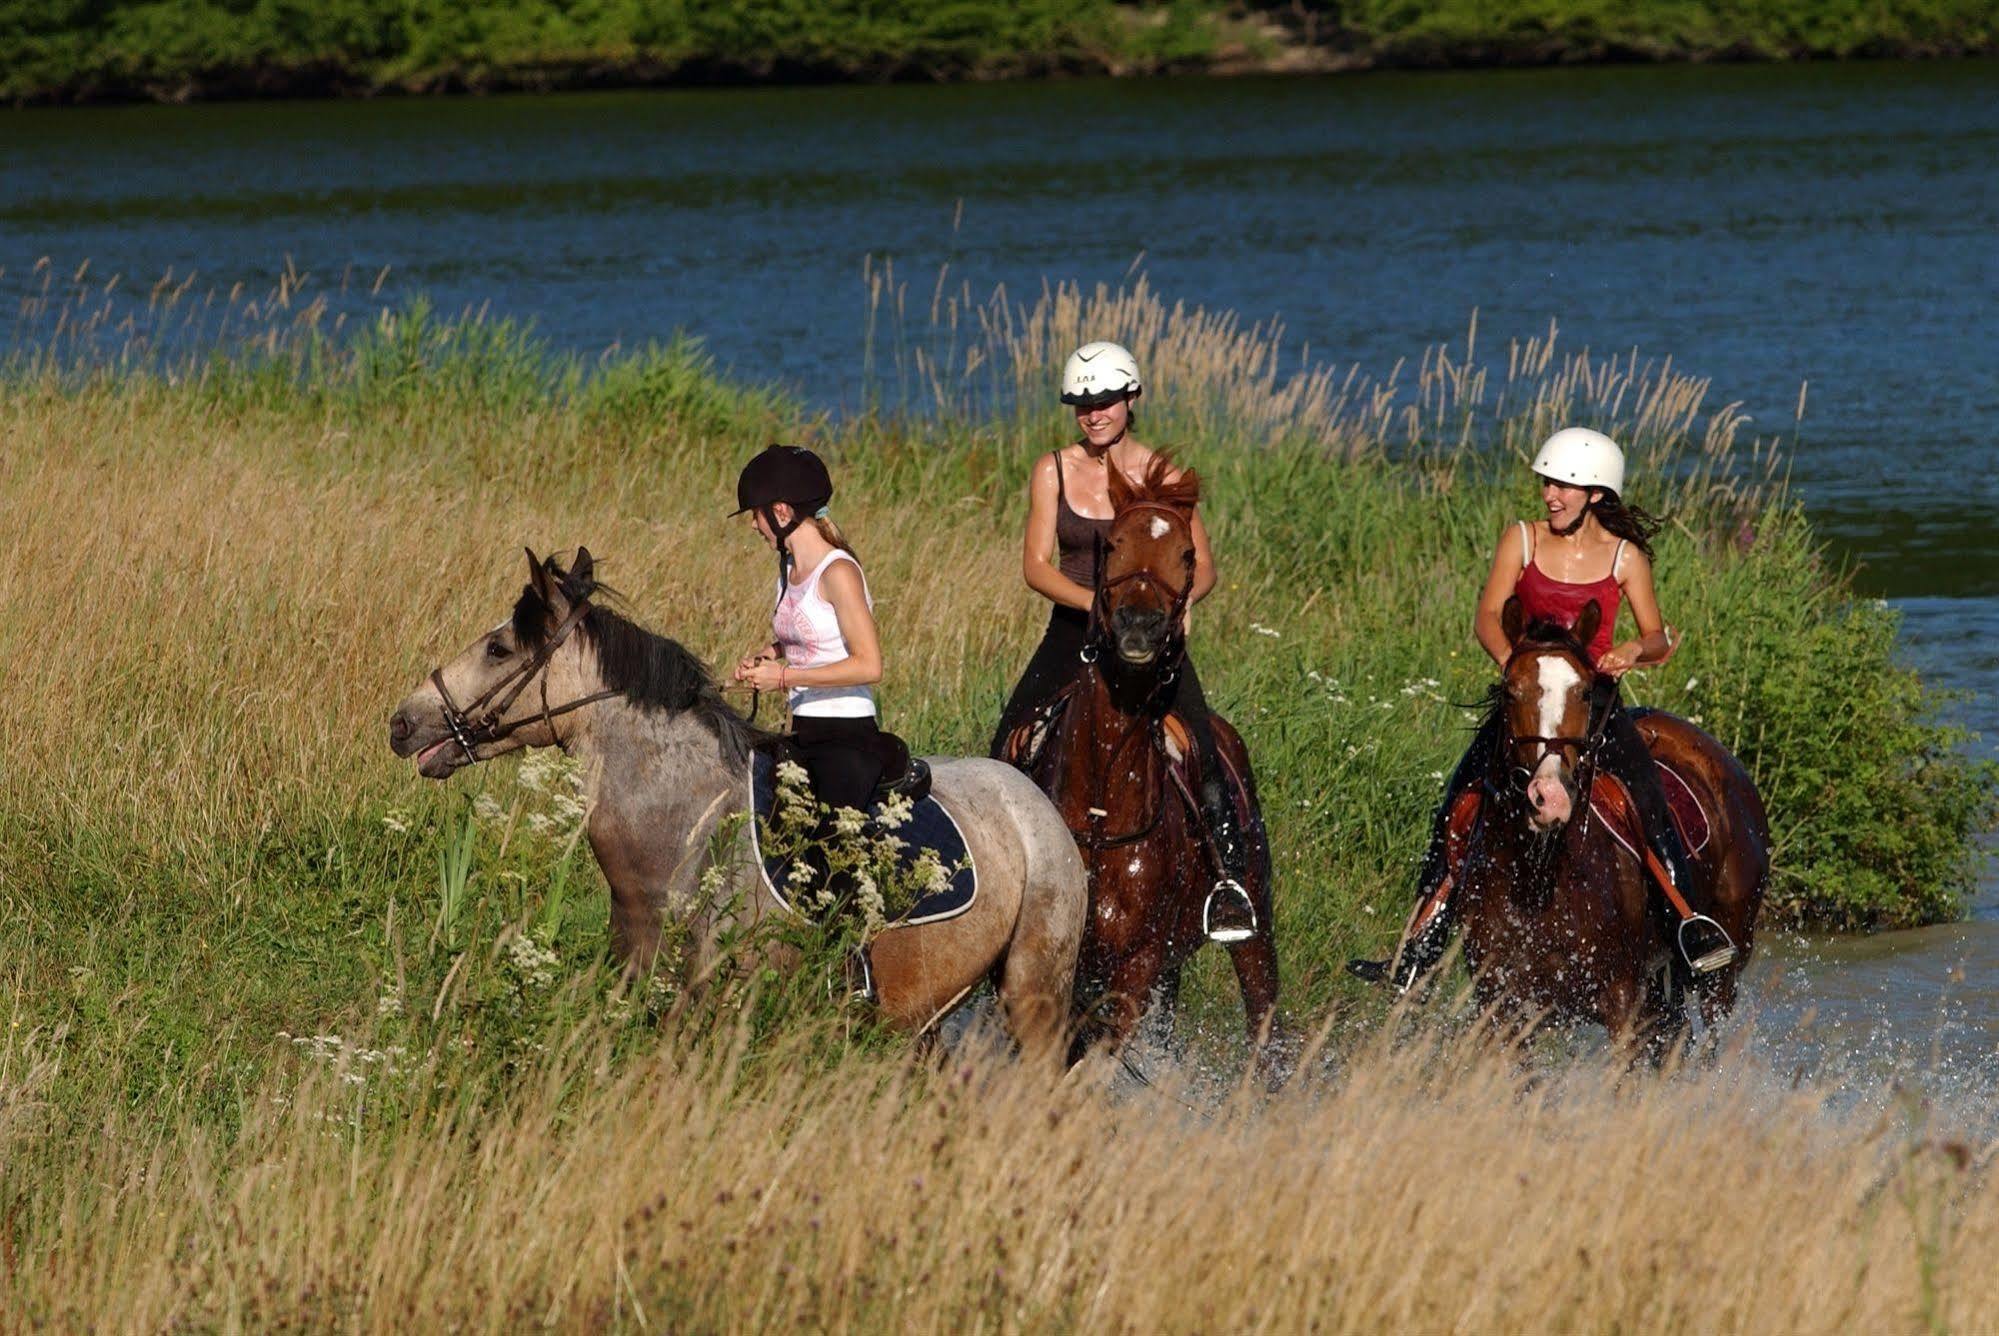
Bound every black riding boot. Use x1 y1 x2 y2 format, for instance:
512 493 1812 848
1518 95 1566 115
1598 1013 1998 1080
1346 825 1458 990
1199 775 1259 943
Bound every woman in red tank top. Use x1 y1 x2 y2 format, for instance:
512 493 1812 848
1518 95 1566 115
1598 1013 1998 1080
1350 427 1732 985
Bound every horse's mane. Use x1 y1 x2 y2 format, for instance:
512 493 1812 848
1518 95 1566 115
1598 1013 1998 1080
1108 452 1201 516
513 555 766 764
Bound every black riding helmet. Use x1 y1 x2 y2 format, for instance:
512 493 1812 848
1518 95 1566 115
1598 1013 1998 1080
734 444 834 590
733 444 832 522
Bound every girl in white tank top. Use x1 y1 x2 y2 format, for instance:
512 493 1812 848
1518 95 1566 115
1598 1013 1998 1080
772 549 876 718
728 445 886 817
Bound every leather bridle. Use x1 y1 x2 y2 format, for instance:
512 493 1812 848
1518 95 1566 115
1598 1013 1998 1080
1068 501 1197 849
429 596 619 765
1497 644 1614 800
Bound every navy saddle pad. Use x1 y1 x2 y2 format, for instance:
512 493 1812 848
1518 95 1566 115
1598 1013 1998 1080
748 749 977 926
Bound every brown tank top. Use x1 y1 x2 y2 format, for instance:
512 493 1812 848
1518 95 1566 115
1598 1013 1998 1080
1053 451 1114 588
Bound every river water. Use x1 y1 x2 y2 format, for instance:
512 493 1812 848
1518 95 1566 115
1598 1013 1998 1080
4 60 1994 1079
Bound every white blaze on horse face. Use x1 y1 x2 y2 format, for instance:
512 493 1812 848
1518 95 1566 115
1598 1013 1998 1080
1536 654 1580 743
1528 654 1583 827
1148 515 1170 540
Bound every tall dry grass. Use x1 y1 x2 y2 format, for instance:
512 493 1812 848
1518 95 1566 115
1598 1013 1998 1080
9 1006 1996 1331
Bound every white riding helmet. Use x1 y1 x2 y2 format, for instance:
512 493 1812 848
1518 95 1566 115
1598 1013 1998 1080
1061 341 1142 407
1532 427 1625 495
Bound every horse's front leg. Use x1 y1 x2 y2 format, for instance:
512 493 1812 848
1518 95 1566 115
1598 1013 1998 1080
1077 939 1169 1058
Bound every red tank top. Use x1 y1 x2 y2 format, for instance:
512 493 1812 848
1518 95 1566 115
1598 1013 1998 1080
1513 521 1623 665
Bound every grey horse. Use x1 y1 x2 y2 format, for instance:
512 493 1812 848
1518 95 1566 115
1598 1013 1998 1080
388 549 1086 1060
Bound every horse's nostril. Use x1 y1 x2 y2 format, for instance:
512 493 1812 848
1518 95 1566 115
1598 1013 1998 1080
389 711 411 743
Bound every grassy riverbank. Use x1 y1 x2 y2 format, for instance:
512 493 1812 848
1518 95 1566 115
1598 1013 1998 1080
6 0 1996 104
1 267 1992 1325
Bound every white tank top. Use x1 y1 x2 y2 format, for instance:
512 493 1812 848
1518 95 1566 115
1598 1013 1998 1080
772 549 876 718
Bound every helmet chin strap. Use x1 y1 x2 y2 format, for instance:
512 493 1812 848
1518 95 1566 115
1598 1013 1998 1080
762 504 807 600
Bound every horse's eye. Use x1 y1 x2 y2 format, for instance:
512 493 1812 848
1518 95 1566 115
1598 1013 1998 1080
485 638 510 660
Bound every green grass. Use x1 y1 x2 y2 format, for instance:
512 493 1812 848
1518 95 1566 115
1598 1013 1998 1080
5 0 1995 104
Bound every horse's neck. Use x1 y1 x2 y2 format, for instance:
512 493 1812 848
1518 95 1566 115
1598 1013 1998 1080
571 703 769 919
1476 798 1609 916
1055 666 1164 808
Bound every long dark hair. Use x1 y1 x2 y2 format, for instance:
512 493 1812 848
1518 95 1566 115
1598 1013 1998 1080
1590 490 1663 561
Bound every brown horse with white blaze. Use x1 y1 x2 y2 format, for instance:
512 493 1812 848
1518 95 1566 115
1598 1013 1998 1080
1032 460 1279 1057
1457 596 1769 1051
387 549 1089 1062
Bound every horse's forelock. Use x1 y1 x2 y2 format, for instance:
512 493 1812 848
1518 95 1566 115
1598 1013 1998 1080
1110 452 1201 517
1516 617 1590 662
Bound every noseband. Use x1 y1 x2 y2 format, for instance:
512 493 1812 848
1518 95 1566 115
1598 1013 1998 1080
429 597 619 764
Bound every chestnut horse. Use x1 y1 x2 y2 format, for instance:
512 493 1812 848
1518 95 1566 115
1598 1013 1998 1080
388 549 1088 1062
1458 597 1769 1054
1029 459 1279 1057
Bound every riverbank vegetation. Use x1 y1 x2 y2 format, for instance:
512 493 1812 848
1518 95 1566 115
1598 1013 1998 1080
6 0 1996 104
2 264 1992 1324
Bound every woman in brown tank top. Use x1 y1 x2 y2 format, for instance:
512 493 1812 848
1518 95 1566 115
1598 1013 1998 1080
988 341 1257 941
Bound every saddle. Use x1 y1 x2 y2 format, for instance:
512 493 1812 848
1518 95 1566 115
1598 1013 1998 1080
747 738 971 926
770 729 931 806
1001 686 1254 869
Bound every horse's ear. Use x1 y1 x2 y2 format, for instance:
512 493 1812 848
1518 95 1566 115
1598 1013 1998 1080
1574 599 1602 656
1501 595 1523 646
569 546 596 598
525 547 555 606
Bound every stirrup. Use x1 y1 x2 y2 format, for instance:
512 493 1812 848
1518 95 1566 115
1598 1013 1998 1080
1677 915 1737 976
1202 878 1257 944
845 944 878 1004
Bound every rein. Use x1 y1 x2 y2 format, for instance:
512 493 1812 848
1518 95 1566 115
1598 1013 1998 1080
430 598 620 763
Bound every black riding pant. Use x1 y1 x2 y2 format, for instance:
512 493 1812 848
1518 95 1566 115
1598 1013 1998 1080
988 604 1218 765
791 713 885 813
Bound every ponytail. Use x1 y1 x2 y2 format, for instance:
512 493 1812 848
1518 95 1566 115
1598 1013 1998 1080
809 514 856 560
1591 491 1663 561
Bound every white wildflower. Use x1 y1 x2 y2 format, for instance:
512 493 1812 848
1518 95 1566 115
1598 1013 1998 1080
876 792 914 830
775 759 811 790
1249 623 1281 638
855 871 886 929
831 806 868 838
472 793 506 825
787 859 818 887
912 850 952 896
381 810 411 835
1685 677 1700 693
375 989 404 1019
504 934 560 991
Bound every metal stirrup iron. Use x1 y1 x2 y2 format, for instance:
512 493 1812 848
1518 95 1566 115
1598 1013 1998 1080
1202 878 1257 944
1678 914 1738 975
